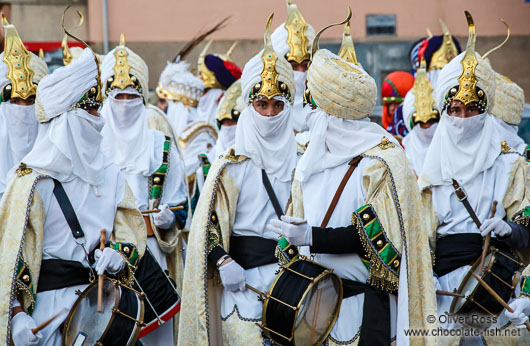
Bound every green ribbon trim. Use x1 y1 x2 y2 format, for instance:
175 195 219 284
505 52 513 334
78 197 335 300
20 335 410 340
199 154 211 178
525 144 530 162
112 242 139 267
521 276 530 297
356 204 401 276
15 258 35 313
150 137 171 199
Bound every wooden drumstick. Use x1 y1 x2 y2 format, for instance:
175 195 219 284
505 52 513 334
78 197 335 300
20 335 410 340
470 271 530 332
436 290 465 298
97 229 106 313
31 308 67 334
140 206 184 214
479 201 497 275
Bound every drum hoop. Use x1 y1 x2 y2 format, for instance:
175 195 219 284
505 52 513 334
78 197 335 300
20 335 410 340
261 258 343 345
128 291 145 346
62 277 120 346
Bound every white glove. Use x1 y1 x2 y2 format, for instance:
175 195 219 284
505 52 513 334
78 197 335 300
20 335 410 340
153 204 176 229
219 260 246 292
11 312 41 346
506 297 530 326
94 248 126 275
266 215 312 246
480 217 511 238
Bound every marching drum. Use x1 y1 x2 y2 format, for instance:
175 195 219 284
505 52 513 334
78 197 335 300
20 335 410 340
132 247 181 337
251 256 342 346
62 277 144 346
449 247 523 326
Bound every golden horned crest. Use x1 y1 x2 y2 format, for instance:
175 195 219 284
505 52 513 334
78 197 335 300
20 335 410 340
429 19 459 71
109 34 138 91
2 15 36 100
284 0 310 64
252 13 290 102
217 79 242 124
412 58 438 126
452 11 480 106
338 20 358 65
197 40 238 90
61 35 73 66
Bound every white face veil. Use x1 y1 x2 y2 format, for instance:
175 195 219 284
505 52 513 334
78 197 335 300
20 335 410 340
234 96 297 182
20 48 109 188
421 112 501 186
100 87 164 176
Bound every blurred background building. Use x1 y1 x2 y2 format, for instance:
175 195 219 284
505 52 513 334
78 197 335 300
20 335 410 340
2 0 530 106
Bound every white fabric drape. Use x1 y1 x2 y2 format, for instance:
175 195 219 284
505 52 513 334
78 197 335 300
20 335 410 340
295 109 399 182
21 108 108 186
214 124 237 159
492 116 526 154
0 102 39 194
292 70 310 132
402 123 438 175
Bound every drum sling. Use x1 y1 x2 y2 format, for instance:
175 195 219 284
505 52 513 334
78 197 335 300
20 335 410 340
37 179 95 292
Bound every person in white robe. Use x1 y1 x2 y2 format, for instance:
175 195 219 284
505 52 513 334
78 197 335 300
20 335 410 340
177 13 297 345
100 35 188 345
0 18 48 198
0 48 146 346
419 11 530 345
402 58 440 176
213 80 242 160
268 17 438 346
196 40 242 127
271 0 315 134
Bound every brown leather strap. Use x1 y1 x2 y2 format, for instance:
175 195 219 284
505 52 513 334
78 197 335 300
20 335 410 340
320 156 362 228
451 179 482 229
143 215 155 236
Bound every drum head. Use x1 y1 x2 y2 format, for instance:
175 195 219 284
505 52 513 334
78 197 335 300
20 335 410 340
450 253 493 314
294 273 342 346
63 279 118 346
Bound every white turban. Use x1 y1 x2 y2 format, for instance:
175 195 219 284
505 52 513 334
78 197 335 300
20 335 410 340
35 48 98 123
101 45 149 101
270 23 315 58
0 51 48 92
307 49 377 120
240 49 295 105
435 51 496 114
491 72 524 126
158 61 204 104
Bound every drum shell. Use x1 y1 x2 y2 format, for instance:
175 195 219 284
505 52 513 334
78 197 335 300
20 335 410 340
262 259 342 346
133 248 180 337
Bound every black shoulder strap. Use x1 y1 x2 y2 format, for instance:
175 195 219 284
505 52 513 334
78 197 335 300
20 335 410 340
261 170 284 219
52 179 85 239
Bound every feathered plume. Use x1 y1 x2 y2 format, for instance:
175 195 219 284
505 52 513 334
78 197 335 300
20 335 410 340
173 17 230 62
